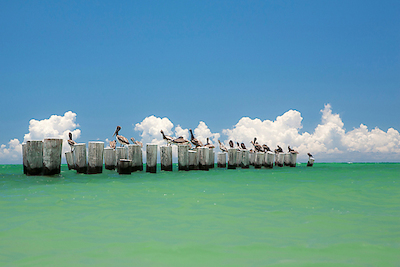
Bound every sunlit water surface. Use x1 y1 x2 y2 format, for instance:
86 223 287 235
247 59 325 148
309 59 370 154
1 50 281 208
1 163 399 266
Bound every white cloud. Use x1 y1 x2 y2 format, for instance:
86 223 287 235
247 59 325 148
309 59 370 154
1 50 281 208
0 111 81 163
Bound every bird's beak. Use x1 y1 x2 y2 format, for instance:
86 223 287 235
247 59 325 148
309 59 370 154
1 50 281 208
113 130 117 137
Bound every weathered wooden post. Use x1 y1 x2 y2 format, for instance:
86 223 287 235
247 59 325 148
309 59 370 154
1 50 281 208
22 143 27 174
87 142 104 174
42 138 62 175
289 152 298 167
178 144 189 171
307 156 315 167
188 150 198 170
228 148 237 169
118 159 132 174
74 143 87 173
254 152 264 169
24 140 43 175
264 151 274 168
160 145 172 171
127 144 143 172
116 147 127 170
236 150 242 168
242 150 250 168
217 152 226 168
65 151 74 170
146 144 157 173
250 152 255 166
104 148 116 170
284 153 290 166
208 148 214 169
198 147 209 171
275 153 284 167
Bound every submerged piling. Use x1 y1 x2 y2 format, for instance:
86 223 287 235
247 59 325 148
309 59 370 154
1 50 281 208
307 157 315 167
116 147 127 169
43 138 62 175
198 147 209 171
264 151 274 168
228 148 237 169
242 150 249 169
128 144 143 172
160 146 173 171
88 142 104 174
118 159 132 174
25 140 43 175
104 148 116 170
74 143 87 173
188 150 198 170
178 144 189 171
217 152 226 168
254 152 264 169
65 151 74 170
146 144 157 173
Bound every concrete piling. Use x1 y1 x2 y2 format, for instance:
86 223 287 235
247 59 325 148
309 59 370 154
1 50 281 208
74 143 87 173
104 148 116 170
198 147 209 171
208 148 214 169
307 157 315 167
217 152 226 168
188 150 198 170
228 148 237 169
146 144 157 173
116 147 127 169
250 152 255 166
284 153 291 166
22 143 27 174
87 142 104 174
275 153 284 167
254 152 264 169
65 151 74 170
289 152 297 167
160 146 173 171
43 138 62 175
118 159 132 174
178 144 189 171
25 141 43 175
242 150 249 169
236 150 242 168
128 144 143 172
264 151 274 168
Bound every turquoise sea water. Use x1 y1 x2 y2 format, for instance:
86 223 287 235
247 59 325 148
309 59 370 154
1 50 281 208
1 163 399 266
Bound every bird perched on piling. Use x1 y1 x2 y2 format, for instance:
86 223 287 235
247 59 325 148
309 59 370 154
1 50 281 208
109 140 116 149
274 145 283 153
189 129 203 148
205 138 215 148
240 143 247 150
172 136 190 145
307 153 313 158
218 140 228 152
113 126 130 147
251 138 263 152
130 137 143 148
262 144 271 152
229 140 234 148
160 130 173 146
67 132 77 152
288 145 299 154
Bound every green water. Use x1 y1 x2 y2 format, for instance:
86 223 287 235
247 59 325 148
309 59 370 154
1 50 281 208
1 163 399 266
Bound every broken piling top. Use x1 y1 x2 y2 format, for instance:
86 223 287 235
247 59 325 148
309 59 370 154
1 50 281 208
104 148 116 170
178 144 189 171
24 140 44 175
160 145 173 171
228 148 237 169
88 141 104 174
128 144 143 171
43 138 62 175
146 144 157 173
74 143 87 173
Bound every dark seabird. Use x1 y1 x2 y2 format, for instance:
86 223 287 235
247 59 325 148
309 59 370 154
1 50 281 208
240 142 247 150
189 129 203 148
160 130 174 146
218 140 228 152
307 153 313 158
229 140 234 148
67 132 77 152
113 126 130 147
274 145 283 153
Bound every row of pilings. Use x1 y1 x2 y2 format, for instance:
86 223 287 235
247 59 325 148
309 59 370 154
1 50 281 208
22 140 309 176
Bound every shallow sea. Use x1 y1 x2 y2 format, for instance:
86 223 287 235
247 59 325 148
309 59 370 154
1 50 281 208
0 163 399 266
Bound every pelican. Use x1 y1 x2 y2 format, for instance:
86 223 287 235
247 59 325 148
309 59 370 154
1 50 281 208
274 145 283 153
240 142 247 150
288 145 294 152
250 139 263 152
109 140 116 149
288 145 299 154
113 126 130 147
160 130 173 146
205 138 215 148
307 153 313 158
67 132 77 152
130 137 143 148
218 140 228 152
262 144 271 152
172 136 190 145
189 129 203 148
229 140 234 148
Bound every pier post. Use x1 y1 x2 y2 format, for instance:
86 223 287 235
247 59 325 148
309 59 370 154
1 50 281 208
25 141 43 175
307 157 315 167
242 150 250 168
228 148 237 169
74 143 87 173
160 145 173 171
198 147 209 171
178 144 189 171
188 150 198 170
208 148 214 169
284 153 290 166
217 152 226 168
289 152 297 167
146 144 157 173
236 150 242 168
250 152 255 166
275 153 284 167
128 144 143 172
264 152 274 168
104 148 116 170
65 151 74 170
22 143 27 174
118 159 132 174
116 147 127 169
254 152 264 169
43 138 62 175
87 142 104 174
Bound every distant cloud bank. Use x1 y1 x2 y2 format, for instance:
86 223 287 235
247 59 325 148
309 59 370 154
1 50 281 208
1 105 399 163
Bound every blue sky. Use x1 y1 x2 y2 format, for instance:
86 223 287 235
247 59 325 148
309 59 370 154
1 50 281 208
0 0 399 163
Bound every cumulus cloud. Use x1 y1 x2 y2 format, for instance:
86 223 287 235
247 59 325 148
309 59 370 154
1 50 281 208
0 111 81 163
